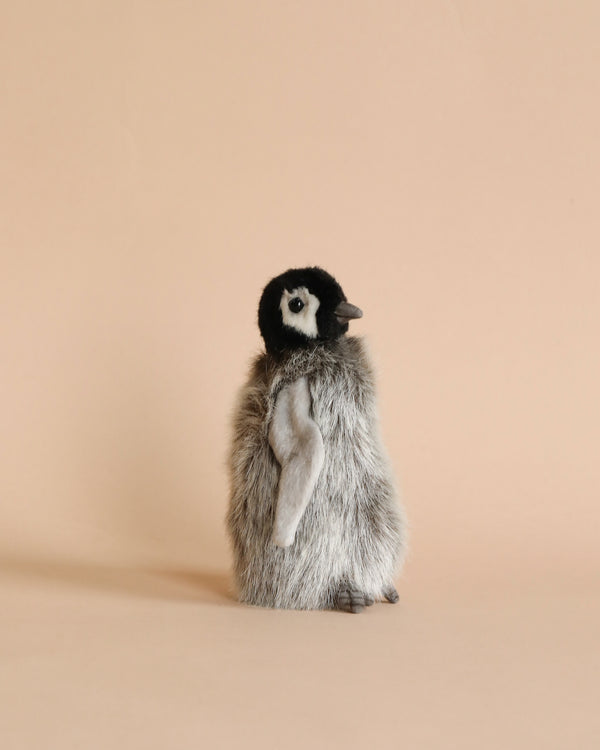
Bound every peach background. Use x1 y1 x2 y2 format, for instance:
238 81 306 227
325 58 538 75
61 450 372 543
1 2 599 748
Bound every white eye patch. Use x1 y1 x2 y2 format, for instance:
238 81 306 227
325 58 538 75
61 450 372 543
280 286 320 338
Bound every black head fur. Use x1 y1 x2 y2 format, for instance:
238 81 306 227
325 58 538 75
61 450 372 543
258 267 349 356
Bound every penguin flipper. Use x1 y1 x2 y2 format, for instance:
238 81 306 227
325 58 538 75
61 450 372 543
268 376 324 547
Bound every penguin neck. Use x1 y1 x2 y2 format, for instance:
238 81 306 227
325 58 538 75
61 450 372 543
265 337 352 385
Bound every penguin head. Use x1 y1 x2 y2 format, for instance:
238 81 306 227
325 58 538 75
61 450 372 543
258 266 362 356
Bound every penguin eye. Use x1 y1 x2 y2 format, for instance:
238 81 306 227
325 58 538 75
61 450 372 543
288 297 304 313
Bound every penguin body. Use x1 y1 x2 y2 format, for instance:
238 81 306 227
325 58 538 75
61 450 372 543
226 268 406 612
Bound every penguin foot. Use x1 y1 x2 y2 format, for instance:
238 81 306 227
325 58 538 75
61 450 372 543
336 588 374 614
383 586 399 604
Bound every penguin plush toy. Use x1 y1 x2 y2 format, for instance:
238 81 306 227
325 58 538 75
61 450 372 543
227 267 406 613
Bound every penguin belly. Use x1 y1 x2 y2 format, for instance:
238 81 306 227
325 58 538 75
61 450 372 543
227 338 405 610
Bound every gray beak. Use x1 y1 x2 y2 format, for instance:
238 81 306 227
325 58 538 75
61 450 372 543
335 301 363 324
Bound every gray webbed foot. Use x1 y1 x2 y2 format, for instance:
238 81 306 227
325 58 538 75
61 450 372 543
383 586 399 604
336 588 374 614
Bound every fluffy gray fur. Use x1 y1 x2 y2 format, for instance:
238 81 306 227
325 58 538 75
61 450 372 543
226 336 406 612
